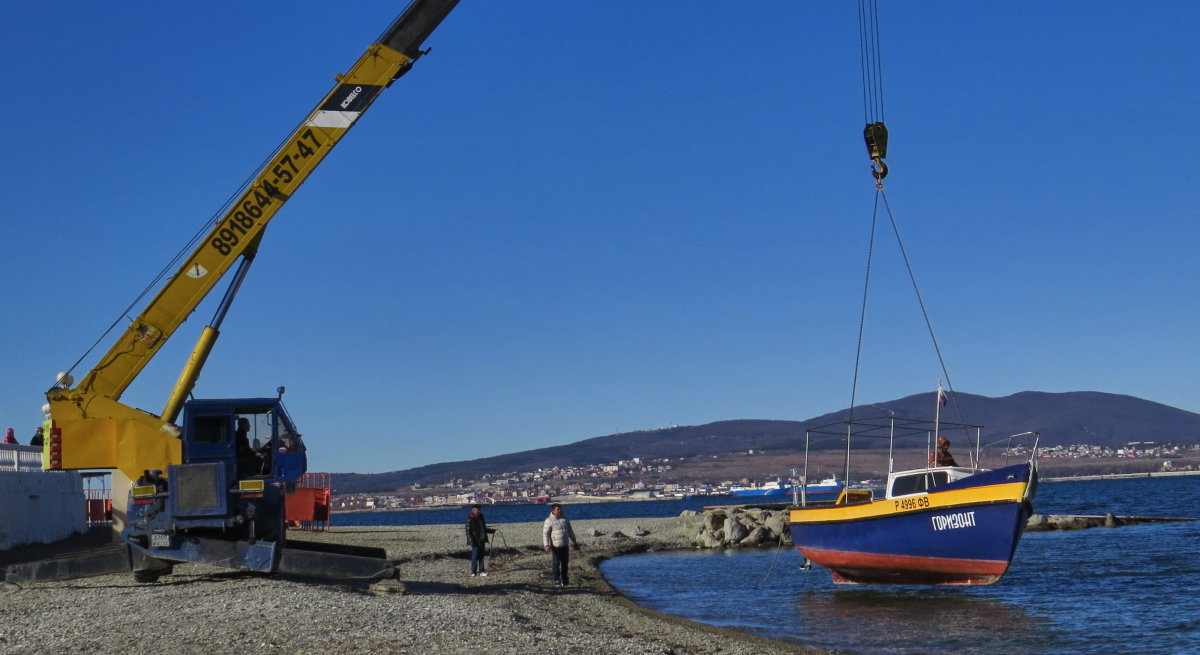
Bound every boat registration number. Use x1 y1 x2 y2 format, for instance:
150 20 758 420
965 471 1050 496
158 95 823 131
150 533 171 548
894 496 931 511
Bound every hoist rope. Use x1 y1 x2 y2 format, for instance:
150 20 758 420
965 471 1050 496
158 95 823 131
843 193 880 478
858 0 886 125
60 117 309 387
750 530 792 589
846 189 969 459
844 1 969 451
877 190 970 433
845 0 888 479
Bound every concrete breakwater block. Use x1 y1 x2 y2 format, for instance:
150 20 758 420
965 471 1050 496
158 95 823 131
1025 513 1196 532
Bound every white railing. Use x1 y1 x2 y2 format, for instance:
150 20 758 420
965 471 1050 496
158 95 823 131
0 444 44 472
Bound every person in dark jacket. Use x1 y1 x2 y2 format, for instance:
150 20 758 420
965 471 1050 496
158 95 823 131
465 504 493 577
936 436 959 467
29 426 44 447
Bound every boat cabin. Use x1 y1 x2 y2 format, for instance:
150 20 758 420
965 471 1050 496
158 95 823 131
886 466 975 499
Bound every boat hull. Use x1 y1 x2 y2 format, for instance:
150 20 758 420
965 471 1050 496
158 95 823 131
789 463 1035 585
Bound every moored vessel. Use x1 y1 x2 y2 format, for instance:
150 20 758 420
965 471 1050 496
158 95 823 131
727 476 844 500
788 417 1038 585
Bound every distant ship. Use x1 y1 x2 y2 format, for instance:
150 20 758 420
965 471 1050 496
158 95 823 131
479 496 550 506
727 476 844 500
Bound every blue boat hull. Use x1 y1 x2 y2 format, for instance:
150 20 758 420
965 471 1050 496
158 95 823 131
789 463 1036 585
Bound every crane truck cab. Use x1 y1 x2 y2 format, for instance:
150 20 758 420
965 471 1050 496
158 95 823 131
123 394 308 582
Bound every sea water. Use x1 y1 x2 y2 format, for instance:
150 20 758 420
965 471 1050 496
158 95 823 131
333 496 725 527
599 475 1200 655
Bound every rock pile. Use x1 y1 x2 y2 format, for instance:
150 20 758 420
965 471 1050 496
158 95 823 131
1023 513 1191 531
682 507 791 549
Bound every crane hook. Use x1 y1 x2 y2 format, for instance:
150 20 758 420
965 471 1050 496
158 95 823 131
863 121 889 187
870 156 888 184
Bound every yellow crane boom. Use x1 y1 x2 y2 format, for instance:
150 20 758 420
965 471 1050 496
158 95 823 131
45 0 460 490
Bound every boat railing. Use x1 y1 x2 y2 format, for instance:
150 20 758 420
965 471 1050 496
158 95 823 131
793 417 1040 506
995 431 1040 467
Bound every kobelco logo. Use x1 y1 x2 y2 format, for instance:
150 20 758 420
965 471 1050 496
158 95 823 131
340 86 364 109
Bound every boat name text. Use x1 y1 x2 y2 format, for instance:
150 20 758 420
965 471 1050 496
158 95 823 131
930 511 977 531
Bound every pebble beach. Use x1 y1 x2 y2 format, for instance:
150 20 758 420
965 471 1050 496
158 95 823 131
0 516 822 655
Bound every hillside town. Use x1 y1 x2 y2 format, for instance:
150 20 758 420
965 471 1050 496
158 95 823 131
331 440 1199 511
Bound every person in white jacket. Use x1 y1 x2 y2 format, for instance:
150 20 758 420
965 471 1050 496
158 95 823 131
542 503 580 586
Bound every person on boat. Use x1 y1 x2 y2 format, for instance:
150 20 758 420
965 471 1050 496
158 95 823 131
3 428 17 445
29 426 44 447
465 504 494 577
542 503 580 586
936 436 959 467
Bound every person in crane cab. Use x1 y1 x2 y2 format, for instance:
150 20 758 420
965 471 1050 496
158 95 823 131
235 417 263 476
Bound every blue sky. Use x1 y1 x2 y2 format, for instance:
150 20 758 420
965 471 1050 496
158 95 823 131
2 2 1196 474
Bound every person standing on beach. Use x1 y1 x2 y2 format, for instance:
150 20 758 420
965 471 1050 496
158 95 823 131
465 504 492 577
542 503 580 586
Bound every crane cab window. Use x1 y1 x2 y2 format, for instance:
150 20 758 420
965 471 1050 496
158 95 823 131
274 413 298 451
233 409 275 478
238 412 273 449
193 415 230 444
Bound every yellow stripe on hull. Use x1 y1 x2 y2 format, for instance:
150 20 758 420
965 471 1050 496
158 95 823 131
789 481 1028 524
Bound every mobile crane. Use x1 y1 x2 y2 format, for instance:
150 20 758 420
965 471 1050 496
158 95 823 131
38 0 461 583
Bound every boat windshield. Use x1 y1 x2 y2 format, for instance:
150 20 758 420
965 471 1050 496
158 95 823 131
888 470 949 497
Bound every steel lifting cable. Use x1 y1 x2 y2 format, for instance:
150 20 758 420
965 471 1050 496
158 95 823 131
843 194 880 482
859 0 888 185
849 1 970 438
845 0 889 478
858 0 885 125
750 530 793 589
876 190 969 433
848 197 972 460
60 113 311 385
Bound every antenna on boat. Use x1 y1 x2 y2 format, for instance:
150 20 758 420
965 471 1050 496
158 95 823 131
934 380 945 447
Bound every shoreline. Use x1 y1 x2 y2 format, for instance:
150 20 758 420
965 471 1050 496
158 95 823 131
338 469 1200 513
1042 469 1200 482
334 494 681 513
0 516 821 655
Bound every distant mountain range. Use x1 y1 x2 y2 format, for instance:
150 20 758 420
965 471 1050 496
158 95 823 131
333 391 1200 493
